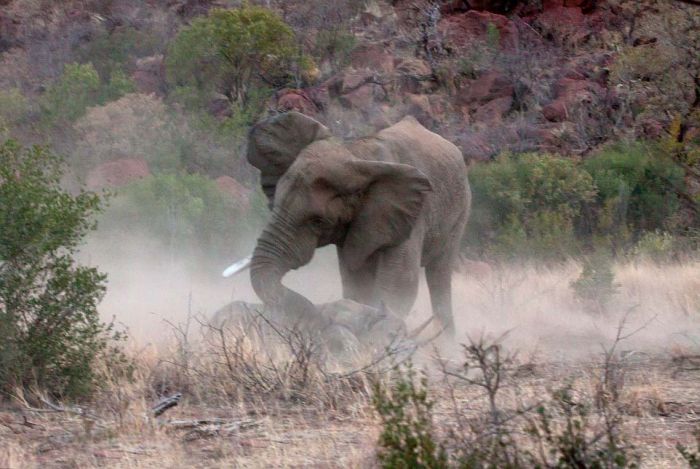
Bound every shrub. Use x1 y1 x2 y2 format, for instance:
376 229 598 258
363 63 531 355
0 88 31 134
100 173 261 262
372 337 639 468
631 230 676 263
0 140 119 398
166 5 309 117
74 26 161 80
571 253 619 314
372 365 448 468
583 142 686 247
466 152 596 260
41 62 134 126
41 63 101 123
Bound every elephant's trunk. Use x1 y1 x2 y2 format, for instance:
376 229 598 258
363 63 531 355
250 213 326 330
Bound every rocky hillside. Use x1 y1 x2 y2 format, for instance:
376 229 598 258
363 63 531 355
0 0 698 178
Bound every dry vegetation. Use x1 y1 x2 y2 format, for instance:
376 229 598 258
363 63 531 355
2 260 699 468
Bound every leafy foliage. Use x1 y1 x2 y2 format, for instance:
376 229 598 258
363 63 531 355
465 142 694 260
0 88 31 135
166 5 307 119
373 340 640 468
0 140 118 398
583 143 686 245
571 253 619 314
467 152 596 259
526 386 638 468
372 365 448 468
100 173 262 262
40 62 134 126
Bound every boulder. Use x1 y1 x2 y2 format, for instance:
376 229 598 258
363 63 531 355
349 42 395 74
328 70 388 110
395 57 434 94
460 71 513 106
207 94 232 120
404 93 438 128
86 158 150 191
542 77 603 122
275 88 319 116
473 95 513 125
439 10 518 51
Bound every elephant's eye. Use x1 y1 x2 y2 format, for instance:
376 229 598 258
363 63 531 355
310 216 329 230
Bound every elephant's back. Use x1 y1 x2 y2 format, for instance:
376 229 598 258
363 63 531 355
378 116 468 202
369 117 470 261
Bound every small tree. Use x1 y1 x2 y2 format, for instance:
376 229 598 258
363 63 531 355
0 140 116 399
166 6 308 114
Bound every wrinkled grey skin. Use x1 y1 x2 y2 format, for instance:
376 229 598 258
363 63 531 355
210 299 406 353
247 111 471 336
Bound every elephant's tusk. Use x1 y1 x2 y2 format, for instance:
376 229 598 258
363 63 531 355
222 255 253 278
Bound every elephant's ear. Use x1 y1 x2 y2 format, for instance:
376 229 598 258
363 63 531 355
340 161 432 271
247 112 331 203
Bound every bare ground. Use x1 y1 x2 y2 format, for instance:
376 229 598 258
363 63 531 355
2 260 699 468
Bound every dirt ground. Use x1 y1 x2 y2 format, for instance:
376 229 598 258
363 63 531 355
2 260 699 468
1 354 699 468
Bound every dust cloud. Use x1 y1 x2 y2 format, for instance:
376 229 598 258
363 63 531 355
80 230 700 357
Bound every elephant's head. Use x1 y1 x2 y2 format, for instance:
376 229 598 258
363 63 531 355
247 112 432 324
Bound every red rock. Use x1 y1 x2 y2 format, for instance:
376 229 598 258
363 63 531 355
86 158 150 191
473 96 512 125
395 58 434 94
460 71 513 106
275 89 319 116
349 42 395 74
404 93 437 128
439 10 518 51
542 77 603 122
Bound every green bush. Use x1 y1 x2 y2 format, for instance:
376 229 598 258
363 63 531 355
0 88 31 135
372 365 448 468
0 140 119 398
75 26 161 80
571 253 619 314
631 230 676 263
41 63 101 123
41 62 134 126
101 173 262 262
583 142 686 245
466 152 596 260
166 5 308 118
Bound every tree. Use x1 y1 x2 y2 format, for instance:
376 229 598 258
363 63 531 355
0 140 117 398
166 5 306 112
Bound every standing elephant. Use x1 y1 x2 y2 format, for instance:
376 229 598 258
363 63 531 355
247 111 470 336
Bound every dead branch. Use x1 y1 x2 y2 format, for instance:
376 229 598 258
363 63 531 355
152 392 182 417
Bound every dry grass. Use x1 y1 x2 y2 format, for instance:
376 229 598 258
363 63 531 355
1 260 699 468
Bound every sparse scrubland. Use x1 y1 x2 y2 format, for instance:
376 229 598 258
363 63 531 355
1 0 700 467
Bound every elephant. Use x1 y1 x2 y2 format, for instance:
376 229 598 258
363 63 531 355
246 111 471 337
